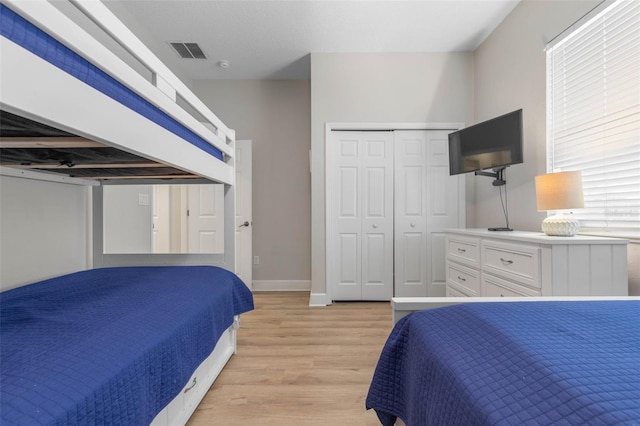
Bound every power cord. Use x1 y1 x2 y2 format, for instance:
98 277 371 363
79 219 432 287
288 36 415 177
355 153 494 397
498 169 511 230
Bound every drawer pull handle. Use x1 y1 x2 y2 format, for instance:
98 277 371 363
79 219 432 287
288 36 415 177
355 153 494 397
500 258 513 265
457 276 466 282
457 248 466 253
184 377 197 393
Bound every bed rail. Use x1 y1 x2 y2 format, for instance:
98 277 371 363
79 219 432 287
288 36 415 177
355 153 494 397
392 296 640 324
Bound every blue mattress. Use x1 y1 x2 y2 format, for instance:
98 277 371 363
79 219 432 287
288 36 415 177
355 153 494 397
366 301 640 425
0 3 223 161
0 266 253 425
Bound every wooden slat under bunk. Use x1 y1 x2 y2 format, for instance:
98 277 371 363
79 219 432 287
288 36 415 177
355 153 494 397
0 112 201 180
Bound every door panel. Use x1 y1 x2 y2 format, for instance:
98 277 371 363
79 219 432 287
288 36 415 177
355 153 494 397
426 131 463 296
152 185 170 253
395 130 463 297
431 232 447 288
394 131 428 297
340 168 359 217
328 131 393 301
361 133 393 300
187 185 224 253
402 232 423 283
365 168 386 217
362 232 393 300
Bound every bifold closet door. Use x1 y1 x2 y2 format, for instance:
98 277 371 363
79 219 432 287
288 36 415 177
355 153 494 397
394 130 462 297
327 131 394 301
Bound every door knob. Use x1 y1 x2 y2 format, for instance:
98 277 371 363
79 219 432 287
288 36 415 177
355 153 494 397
372 224 378 229
239 221 250 228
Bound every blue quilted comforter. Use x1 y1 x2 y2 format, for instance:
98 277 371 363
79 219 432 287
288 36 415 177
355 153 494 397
366 301 640 425
0 266 253 425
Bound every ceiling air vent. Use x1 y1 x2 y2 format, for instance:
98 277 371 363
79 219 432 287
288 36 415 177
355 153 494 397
169 42 206 59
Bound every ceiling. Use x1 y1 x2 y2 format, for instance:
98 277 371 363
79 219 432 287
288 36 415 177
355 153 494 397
103 0 521 81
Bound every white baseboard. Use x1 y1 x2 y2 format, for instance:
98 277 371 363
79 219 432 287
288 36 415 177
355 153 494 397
252 280 311 292
308 292 328 307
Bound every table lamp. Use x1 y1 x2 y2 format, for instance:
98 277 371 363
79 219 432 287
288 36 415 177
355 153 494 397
535 171 584 236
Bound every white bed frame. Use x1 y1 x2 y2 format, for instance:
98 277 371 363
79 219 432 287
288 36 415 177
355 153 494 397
151 317 241 426
1 1 243 424
392 296 640 324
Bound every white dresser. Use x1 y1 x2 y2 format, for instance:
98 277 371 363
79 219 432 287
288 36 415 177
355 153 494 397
445 229 628 297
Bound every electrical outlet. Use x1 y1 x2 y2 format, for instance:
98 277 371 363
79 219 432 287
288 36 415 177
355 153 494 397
253 256 259 265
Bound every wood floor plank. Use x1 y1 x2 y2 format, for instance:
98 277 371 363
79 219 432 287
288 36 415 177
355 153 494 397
187 292 392 425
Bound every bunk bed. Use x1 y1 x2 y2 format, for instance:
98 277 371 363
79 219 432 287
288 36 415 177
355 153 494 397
0 1 251 424
367 297 640 426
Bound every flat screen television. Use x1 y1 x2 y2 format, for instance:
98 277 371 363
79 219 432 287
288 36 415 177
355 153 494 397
448 109 523 176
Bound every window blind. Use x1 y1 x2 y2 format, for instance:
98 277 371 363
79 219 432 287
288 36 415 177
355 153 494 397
546 0 640 229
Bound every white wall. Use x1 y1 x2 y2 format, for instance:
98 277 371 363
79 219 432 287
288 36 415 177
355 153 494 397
0 175 90 291
310 53 475 301
192 80 311 284
473 0 639 296
472 0 600 231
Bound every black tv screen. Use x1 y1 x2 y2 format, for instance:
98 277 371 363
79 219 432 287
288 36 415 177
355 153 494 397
448 109 523 176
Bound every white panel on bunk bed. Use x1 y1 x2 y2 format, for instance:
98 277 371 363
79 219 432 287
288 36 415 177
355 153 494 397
3 0 233 159
0 39 232 184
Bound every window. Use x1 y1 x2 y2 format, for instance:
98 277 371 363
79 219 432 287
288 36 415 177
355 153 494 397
546 0 640 229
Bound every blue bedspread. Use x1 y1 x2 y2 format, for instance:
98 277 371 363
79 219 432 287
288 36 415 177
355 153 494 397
366 301 640 425
0 266 253 425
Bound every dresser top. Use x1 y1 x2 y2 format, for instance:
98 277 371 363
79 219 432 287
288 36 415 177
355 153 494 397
446 228 628 245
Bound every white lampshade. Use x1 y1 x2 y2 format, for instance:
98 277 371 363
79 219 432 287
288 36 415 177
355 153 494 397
535 171 584 236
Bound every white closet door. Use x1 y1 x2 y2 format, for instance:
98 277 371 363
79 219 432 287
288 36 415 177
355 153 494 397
327 131 394 301
395 130 463 296
361 133 394 300
425 130 462 296
394 131 428 296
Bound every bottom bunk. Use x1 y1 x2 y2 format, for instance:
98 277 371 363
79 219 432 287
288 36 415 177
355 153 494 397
367 297 640 426
0 266 254 425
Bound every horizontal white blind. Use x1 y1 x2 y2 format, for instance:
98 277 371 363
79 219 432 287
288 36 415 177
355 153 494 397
546 0 640 229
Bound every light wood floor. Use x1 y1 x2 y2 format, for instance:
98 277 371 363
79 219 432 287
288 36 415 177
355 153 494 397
187 292 392 426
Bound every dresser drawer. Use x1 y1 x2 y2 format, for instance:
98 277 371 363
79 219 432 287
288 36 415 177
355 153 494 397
482 240 540 288
446 285 470 297
447 236 480 267
447 262 480 296
482 273 541 297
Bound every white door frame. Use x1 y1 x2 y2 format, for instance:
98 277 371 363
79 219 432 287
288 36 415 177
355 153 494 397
235 140 253 290
324 122 465 305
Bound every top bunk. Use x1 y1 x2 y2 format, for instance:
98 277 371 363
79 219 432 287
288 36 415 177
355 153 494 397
0 0 234 185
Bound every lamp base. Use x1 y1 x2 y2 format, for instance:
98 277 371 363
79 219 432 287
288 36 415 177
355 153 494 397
541 213 580 236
